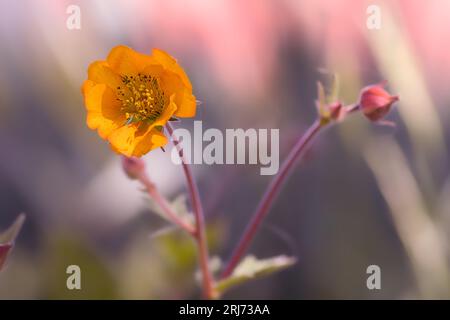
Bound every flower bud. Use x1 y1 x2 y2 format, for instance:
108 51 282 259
359 83 399 122
0 244 12 271
121 156 145 180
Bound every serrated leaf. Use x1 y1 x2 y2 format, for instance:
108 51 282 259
215 255 296 294
147 194 194 232
0 213 25 271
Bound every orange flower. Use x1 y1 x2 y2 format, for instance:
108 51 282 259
82 46 196 157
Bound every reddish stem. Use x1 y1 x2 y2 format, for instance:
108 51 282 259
166 123 216 299
221 119 324 278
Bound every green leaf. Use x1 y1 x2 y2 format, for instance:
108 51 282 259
42 234 118 299
155 232 197 275
215 255 296 294
316 72 342 124
0 213 25 271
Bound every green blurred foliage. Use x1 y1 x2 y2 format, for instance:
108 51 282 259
41 234 117 299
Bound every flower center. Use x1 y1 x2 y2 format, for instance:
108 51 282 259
117 73 165 124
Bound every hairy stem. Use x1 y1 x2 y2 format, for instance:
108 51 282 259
166 123 216 299
221 119 325 278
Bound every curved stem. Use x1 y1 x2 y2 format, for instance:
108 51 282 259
166 123 216 299
138 173 196 236
221 119 325 278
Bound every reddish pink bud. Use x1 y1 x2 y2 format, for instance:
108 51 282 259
359 83 399 122
121 156 145 180
0 214 25 272
0 244 12 271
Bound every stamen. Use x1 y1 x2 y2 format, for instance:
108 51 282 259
117 73 165 124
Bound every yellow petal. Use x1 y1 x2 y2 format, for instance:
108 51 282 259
112 95 175 156
152 94 178 128
107 45 156 75
108 123 168 157
141 64 165 80
82 79 95 96
87 61 122 89
173 88 196 118
133 129 168 157
152 49 192 90
160 71 196 118
83 81 125 139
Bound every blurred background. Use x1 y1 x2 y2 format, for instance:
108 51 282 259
0 0 449 299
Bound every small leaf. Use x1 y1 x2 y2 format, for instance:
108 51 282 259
169 117 179 122
0 214 25 245
316 81 329 119
0 213 25 271
327 73 340 104
215 255 296 294
148 194 195 232
149 225 180 239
